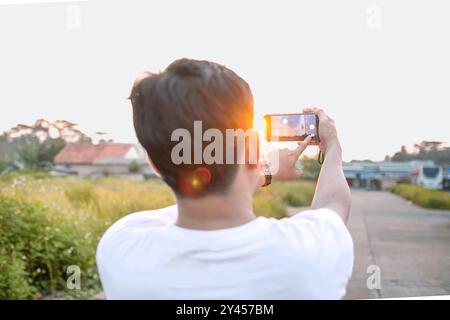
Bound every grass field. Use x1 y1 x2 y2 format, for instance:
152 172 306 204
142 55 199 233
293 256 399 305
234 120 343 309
0 172 315 299
390 183 450 210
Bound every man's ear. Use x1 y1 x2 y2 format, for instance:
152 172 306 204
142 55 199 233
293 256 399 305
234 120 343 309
146 155 161 178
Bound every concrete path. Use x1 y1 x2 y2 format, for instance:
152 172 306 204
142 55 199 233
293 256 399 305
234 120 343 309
343 190 450 299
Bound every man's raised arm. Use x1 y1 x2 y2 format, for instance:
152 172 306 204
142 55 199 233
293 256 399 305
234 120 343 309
304 108 351 223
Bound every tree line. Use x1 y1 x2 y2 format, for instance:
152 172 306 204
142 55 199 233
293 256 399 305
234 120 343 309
387 141 449 165
0 119 92 172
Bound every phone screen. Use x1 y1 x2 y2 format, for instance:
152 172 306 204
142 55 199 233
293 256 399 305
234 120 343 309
264 113 320 143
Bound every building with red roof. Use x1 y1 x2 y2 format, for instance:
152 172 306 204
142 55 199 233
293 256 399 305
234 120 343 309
54 143 154 178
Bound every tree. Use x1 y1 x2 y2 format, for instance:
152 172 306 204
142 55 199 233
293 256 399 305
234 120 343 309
391 145 411 162
15 135 62 170
15 136 42 170
390 141 450 164
0 133 7 142
128 160 141 173
300 155 322 179
0 119 93 170
0 142 15 173
0 158 9 173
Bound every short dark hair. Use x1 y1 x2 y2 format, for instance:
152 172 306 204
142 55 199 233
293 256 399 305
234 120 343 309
129 58 254 196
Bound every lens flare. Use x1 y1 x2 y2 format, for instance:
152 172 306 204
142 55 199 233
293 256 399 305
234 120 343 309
178 167 212 196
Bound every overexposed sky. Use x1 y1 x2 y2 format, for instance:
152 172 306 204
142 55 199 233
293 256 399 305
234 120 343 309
0 0 449 161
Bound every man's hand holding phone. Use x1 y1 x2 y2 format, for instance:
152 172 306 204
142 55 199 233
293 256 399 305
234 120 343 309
263 107 342 181
302 107 341 156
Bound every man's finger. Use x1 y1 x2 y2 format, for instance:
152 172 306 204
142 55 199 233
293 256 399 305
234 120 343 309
293 135 312 158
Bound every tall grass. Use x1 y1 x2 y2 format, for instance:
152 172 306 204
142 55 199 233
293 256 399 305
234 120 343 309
0 174 315 299
390 183 450 210
253 181 315 218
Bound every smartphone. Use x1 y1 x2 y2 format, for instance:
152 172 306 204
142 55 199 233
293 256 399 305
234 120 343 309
264 113 320 143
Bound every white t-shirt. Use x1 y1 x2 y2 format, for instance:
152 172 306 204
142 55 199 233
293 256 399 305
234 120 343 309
96 205 353 300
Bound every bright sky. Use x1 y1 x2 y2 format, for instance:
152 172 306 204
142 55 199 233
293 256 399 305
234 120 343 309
0 0 449 161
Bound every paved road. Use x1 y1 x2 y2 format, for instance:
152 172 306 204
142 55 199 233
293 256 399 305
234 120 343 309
344 190 450 299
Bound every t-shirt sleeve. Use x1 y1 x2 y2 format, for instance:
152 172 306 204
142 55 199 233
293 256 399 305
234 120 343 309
286 208 354 299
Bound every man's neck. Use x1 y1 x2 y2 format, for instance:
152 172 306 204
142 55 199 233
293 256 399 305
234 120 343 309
175 191 256 230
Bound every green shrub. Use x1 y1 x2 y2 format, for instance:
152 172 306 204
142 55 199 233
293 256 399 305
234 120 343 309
0 175 177 299
128 160 141 173
0 194 92 299
0 249 36 299
0 159 11 174
390 184 450 210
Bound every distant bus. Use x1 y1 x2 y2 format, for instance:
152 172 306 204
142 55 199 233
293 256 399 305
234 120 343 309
412 164 443 189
